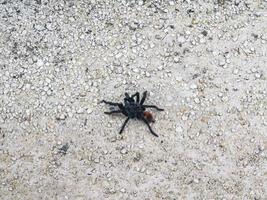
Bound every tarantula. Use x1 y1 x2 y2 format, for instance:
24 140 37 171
101 91 164 137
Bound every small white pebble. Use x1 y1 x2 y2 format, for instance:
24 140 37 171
176 126 183 133
169 1 175 6
251 67 257 73
177 35 186 43
37 59 44 67
190 84 197 89
47 90 52 96
255 73 261 79
176 76 183 82
218 92 223 98
157 66 163 71
233 69 239 75
87 108 93 114
222 96 228 102
194 178 199 183
133 68 139 73
194 98 200 104
115 53 122 59
138 0 143 6
174 57 180 63
140 167 146 173
145 71 151 77
199 38 206 44
120 148 127 154
182 115 188 121
219 59 226 66
76 107 84 114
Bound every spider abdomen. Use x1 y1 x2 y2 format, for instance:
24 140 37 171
143 111 155 123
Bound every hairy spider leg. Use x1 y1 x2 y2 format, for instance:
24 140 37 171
141 116 159 137
117 104 129 116
101 100 122 107
124 93 131 102
119 117 130 134
124 93 135 103
143 105 164 111
140 91 147 105
124 93 131 99
131 92 140 103
104 110 122 115
101 100 127 115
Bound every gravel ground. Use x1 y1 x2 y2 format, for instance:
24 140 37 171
0 0 267 199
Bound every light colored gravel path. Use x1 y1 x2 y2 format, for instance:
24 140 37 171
0 0 266 199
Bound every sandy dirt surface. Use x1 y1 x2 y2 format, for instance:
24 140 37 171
0 0 267 199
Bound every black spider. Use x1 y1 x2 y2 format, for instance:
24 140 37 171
101 91 164 137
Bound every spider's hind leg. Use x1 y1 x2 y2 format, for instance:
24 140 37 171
143 105 164 111
141 117 159 137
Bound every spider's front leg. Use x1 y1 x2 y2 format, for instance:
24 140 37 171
140 91 147 105
104 110 122 115
101 100 127 115
119 117 130 134
131 92 140 103
100 100 122 106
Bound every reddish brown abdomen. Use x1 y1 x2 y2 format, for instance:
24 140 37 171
143 111 155 123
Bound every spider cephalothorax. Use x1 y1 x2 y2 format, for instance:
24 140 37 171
101 91 164 137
